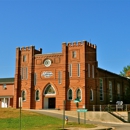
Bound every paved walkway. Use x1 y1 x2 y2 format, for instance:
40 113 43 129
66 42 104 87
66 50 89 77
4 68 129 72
26 109 116 130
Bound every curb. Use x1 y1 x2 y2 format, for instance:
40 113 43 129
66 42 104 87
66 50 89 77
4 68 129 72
59 127 115 130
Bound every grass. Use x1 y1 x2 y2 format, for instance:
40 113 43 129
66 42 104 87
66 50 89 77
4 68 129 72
0 108 96 130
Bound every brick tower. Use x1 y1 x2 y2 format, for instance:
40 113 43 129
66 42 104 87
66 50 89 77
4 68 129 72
13 46 42 108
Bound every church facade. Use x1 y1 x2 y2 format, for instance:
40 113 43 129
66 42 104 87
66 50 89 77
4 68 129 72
11 41 129 110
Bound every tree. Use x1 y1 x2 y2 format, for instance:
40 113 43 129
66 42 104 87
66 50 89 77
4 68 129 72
120 65 130 104
120 65 130 77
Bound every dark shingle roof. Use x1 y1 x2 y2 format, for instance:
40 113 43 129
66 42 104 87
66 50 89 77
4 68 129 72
0 78 14 84
98 67 129 80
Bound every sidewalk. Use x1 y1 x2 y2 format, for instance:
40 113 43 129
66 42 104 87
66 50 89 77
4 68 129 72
27 109 115 130
63 126 114 130
62 126 114 130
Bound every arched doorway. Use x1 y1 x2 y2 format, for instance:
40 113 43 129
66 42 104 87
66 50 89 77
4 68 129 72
43 84 56 109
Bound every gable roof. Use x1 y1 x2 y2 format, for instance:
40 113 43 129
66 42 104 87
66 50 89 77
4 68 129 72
97 67 129 80
0 78 14 84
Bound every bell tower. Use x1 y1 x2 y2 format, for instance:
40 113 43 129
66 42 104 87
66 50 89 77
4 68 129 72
13 46 42 108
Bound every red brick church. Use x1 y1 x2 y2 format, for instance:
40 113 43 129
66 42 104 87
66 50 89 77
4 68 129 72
0 41 129 110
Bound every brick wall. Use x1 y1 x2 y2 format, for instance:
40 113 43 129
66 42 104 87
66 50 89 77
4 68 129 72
13 41 130 110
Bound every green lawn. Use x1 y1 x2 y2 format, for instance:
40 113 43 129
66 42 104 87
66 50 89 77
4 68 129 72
0 108 96 130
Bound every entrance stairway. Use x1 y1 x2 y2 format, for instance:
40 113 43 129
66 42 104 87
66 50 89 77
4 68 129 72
110 111 128 122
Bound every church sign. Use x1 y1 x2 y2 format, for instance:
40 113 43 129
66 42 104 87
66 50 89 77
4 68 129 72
41 71 53 78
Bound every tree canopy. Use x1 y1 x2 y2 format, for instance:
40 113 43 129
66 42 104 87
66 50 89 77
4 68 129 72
120 65 130 77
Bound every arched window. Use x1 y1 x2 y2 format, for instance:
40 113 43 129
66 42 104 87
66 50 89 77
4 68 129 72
90 89 93 101
21 90 26 101
44 84 55 95
76 88 81 100
67 89 73 100
35 90 40 101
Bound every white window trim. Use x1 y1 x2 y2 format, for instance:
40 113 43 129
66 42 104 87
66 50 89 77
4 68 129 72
76 88 82 101
3 84 7 89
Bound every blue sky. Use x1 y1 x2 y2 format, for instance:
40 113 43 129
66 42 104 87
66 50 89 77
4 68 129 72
0 0 130 78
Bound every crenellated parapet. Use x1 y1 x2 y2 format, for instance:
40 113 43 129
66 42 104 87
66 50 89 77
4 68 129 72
68 41 84 46
20 46 35 51
86 42 96 49
62 40 96 49
62 41 84 47
16 46 42 54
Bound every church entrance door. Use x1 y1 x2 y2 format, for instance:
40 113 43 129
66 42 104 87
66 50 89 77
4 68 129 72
48 98 55 108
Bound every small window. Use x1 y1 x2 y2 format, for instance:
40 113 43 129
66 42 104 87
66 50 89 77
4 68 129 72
34 73 37 86
35 90 40 101
69 64 72 77
109 81 113 102
22 90 26 101
90 89 93 101
67 89 73 100
76 88 82 101
88 64 90 77
72 51 76 58
124 85 128 96
92 65 94 78
117 83 121 100
21 68 23 79
25 67 28 79
23 55 26 62
58 71 62 84
21 67 28 80
117 83 120 94
99 78 104 101
77 63 80 77
3 84 7 89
